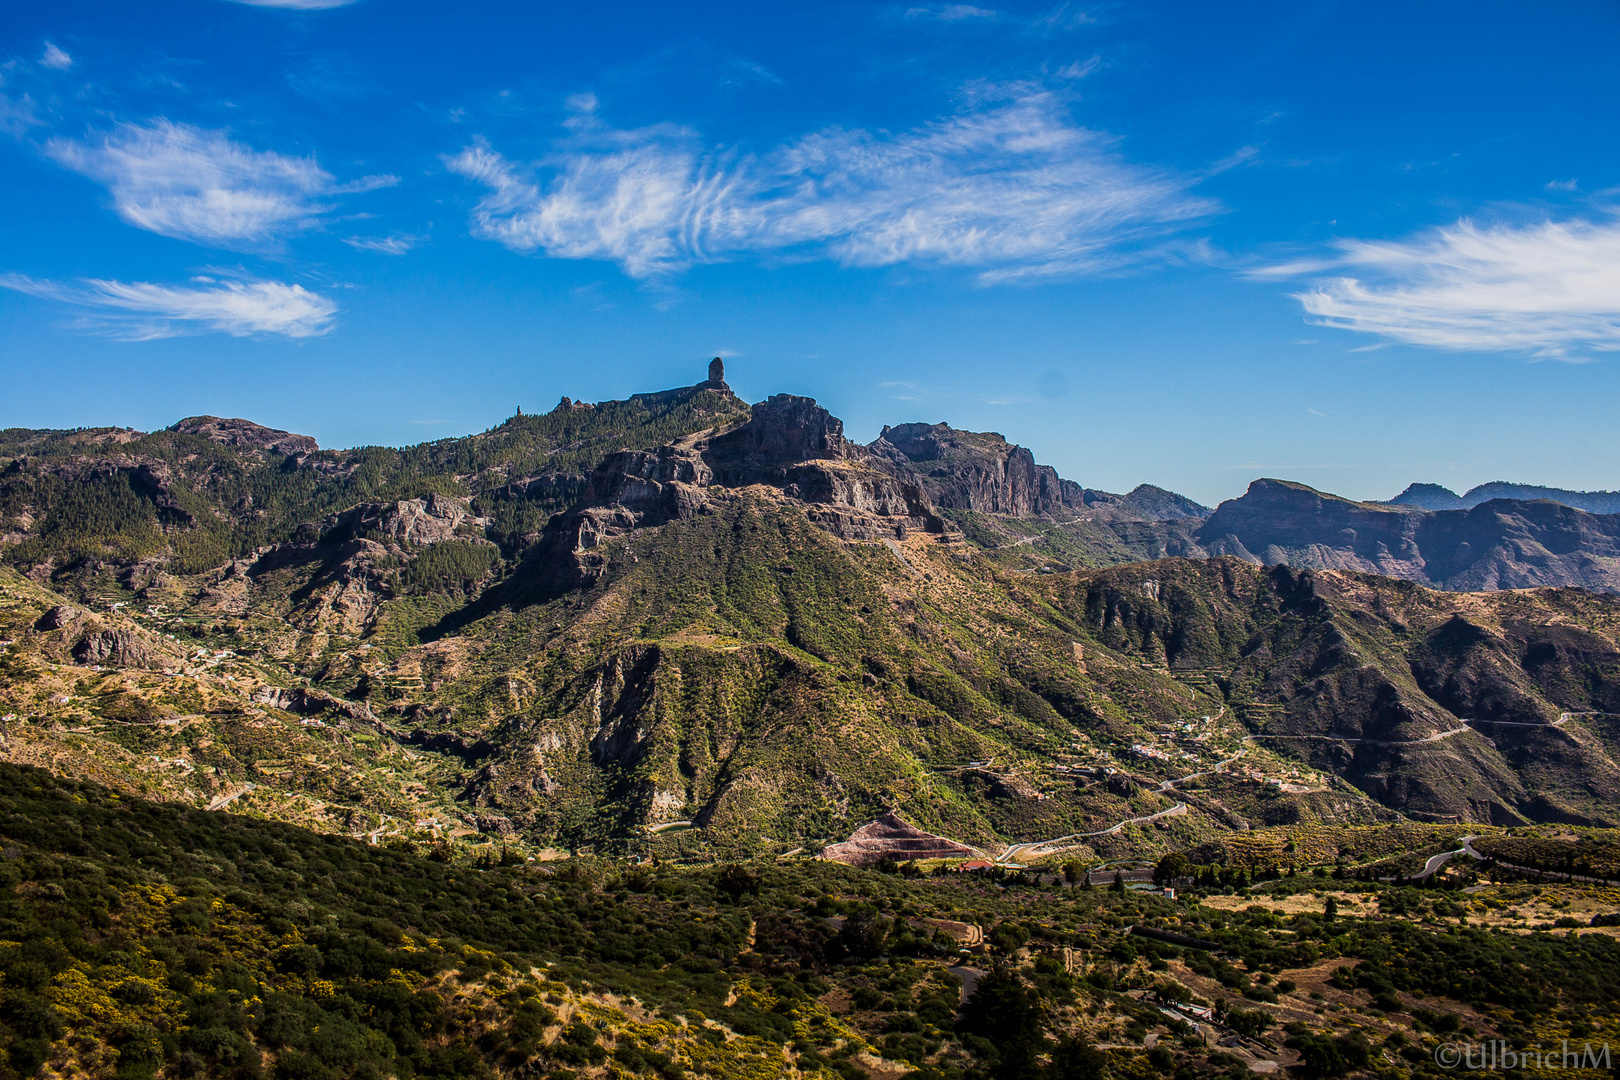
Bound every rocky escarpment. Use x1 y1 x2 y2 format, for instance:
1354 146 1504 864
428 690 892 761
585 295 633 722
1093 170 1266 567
530 393 953 592
169 415 318 456
870 423 1071 515
306 492 485 548
1197 479 1620 592
246 494 494 632
31 603 186 671
870 422 1209 522
1197 480 1426 577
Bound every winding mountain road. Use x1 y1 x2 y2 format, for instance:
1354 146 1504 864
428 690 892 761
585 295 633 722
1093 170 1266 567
995 708 1243 865
1247 725 1471 749
996 803 1189 865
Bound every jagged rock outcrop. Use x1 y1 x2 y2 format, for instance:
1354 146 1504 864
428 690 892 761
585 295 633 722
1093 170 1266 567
241 495 494 632
169 416 318 455
588 446 713 523
312 493 483 547
31 604 185 671
706 356 728 389
701 396 947 539
870 423 1068 515
530 390 953 592
708 394 857 472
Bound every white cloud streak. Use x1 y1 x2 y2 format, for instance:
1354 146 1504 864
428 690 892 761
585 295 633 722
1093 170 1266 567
40 43 73 70
344 233 421 254
448 88 1213 281
0 274 337 339
906 5 999 20
0 90 38 137
1278 215 1620 359
45 120 388 247
220 0 362 9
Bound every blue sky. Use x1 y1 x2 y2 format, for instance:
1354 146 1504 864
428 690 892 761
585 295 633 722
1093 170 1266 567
2 0 1618 506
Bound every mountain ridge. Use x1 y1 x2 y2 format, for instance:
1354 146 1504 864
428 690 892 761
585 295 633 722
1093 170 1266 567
0 362 1618 866
1200 478 1620 592
1389 480 1620 515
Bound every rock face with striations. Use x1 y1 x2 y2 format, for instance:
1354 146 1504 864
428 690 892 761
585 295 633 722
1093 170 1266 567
870 422 1068 515
820 812 980 866
869 422 1210 522
1198 479 1425 576
169 416 318 455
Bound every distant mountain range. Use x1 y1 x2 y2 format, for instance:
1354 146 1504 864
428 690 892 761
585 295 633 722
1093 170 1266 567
1196 478 1620 592
1388 481 1620 515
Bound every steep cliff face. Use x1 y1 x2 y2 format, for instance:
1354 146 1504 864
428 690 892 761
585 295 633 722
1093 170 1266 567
314 493 484 547
708 394 856 471
1197 480 1426 576
868 423 1210 531
870 422 1067 515
1416 499 1620 590
1198 479 1620 592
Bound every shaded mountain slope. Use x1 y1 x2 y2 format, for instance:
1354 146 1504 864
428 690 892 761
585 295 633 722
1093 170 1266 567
1029 559 1620 825
1199 479 1620 592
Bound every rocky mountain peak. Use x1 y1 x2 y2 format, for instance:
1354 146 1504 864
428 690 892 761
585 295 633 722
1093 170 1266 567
870 421 1069 516
170 416 318 455
706 394 855 468
706 356 728 390
1388 482 1468 510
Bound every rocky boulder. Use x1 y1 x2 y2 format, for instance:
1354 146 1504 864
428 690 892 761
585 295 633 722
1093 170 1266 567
314 493 482 548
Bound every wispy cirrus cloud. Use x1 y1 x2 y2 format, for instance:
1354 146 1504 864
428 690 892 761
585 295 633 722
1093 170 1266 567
906 5 1000 20
344 233 423 255
45 120 395 247
220 0 363 9
0 274 337 339
448 87 1214 282
1261 214 1620 360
